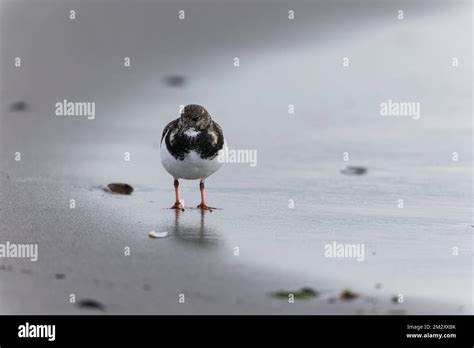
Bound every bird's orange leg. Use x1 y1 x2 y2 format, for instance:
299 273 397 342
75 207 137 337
170 179 182 209
197 182 217 210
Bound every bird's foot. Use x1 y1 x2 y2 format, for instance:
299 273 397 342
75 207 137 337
170 202 184 210
196 203 218 211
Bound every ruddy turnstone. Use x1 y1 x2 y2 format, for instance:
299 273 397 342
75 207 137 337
160 104 225 210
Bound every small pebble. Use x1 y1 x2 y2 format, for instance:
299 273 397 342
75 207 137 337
340 289 359 300
164 75 186 87
341 166 367 175
54 273 66 280
104 183 133 195
10 101 28 112
77 299 106 311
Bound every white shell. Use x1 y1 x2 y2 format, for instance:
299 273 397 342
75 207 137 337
149 230 168 238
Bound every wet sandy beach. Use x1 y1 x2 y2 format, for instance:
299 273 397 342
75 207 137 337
0 0 472 314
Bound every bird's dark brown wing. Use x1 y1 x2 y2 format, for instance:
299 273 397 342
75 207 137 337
195 120 224 160
211 120 225 147
161 118 179 144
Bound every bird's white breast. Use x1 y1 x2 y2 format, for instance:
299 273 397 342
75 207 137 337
160 140 225 180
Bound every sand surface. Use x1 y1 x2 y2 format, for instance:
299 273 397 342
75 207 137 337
0 0 472 314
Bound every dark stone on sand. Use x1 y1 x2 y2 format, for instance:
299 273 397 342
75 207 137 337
10 101 28 112
164 75 186 87
272 287 318 299
54 273 66 280
341 166 367 175
340 289 359 300
104 183 134 195
143 284 151 291
77 299 106 311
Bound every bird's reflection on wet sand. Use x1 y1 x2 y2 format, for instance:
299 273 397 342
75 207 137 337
168 209 221 246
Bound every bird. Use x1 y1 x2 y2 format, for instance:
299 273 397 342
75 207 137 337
160 104 225 210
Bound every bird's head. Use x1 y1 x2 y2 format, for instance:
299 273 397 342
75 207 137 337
181 104 212 130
